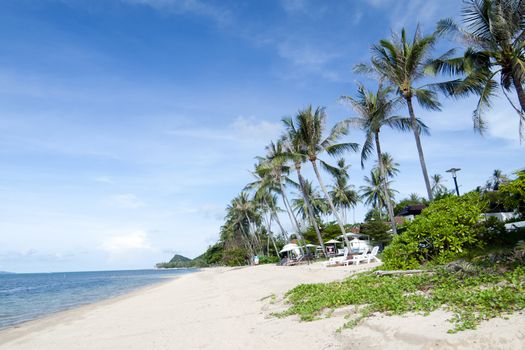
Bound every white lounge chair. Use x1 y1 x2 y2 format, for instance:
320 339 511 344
326 247 349 266
345 246 381 265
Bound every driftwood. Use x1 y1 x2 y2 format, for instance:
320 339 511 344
375 269 432 276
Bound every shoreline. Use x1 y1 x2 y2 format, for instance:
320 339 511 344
0 269 197 336
1 263 524 349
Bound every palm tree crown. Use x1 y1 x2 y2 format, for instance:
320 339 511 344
356 27 441 201
435 0 525 138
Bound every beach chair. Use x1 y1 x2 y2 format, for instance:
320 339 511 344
345 246 381 265
326 247 349 266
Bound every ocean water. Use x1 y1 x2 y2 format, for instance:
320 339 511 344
0 269 196 329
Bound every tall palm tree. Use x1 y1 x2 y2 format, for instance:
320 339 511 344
329 159 359 224
285 106 360 249
343 84 426 234
281 123 327 253
408 193 424 202
431 173 448 196
261 140 303 238
435 0 525 139
376 153 400 179
226 193 260 256
245 162 289 242
356 27 442 201
360 169 397 219
486 169 509 190
292 180 328 222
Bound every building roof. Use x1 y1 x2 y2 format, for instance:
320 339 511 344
397 204 427 217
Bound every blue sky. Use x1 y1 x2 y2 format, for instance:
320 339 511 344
0 0 523 272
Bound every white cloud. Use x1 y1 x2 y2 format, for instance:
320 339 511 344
105 194 145 209
94 176 114 184
167 116 282 146
123 0 231 26
101 230 153 255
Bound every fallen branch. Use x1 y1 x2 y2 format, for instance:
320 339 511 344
375 269 432 276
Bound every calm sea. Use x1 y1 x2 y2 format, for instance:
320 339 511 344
0 269 196 329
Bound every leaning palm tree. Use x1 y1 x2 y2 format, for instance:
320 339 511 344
285 106 360 249
435 0 525 139
260 140 303 238
329 159 359 224
343 84 424 234
360 169 397 219
356 27 442 201
292 180 329 223
281 123 327 253
245 161 289 242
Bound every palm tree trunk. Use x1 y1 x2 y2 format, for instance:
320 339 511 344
270 234 280 258
295 164 326 255
309 160 351 249
512 73 525 112
265 197 289 242
406 96 433 201
244 214 262 256
279 182 302 239
375 132 398 235
238 222 255 259
512 73 525 140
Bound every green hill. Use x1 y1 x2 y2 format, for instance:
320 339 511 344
156 254 199 268
168 254 191 264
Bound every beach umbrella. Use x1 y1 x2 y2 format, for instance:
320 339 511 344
325 239 340 244
279 243 298 254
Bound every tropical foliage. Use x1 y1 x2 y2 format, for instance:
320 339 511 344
382 193 488 270
434 0 525 139
167 3 525 269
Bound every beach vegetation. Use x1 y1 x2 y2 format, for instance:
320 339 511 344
382 192 488 269
276 259 525 332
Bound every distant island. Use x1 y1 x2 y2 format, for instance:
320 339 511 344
155 254 205 269
0 271 14 274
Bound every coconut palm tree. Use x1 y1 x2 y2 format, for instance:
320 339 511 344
343 84 427 234
281 124 327 253
435 0 525 139
486 169 509 190
260 140 303 238
284 106 360 249
360 169 397 219
408 193 424 202
356 27 442 201
329 159 359 224
292 180 328 222
431 174 448 196
253 191 282 257
245 162 289 242
376 153 400 179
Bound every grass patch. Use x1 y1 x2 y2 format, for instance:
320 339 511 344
275 263 525 332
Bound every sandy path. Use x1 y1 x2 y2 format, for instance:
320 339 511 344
1 262 524 349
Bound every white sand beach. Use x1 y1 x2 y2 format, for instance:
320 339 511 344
1 263 524 350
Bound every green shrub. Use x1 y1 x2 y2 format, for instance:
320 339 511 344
382 193 487 270
277 265 525 332
258 255 280 264
359 220 392 245
222 247 248 266
499 171 525 215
